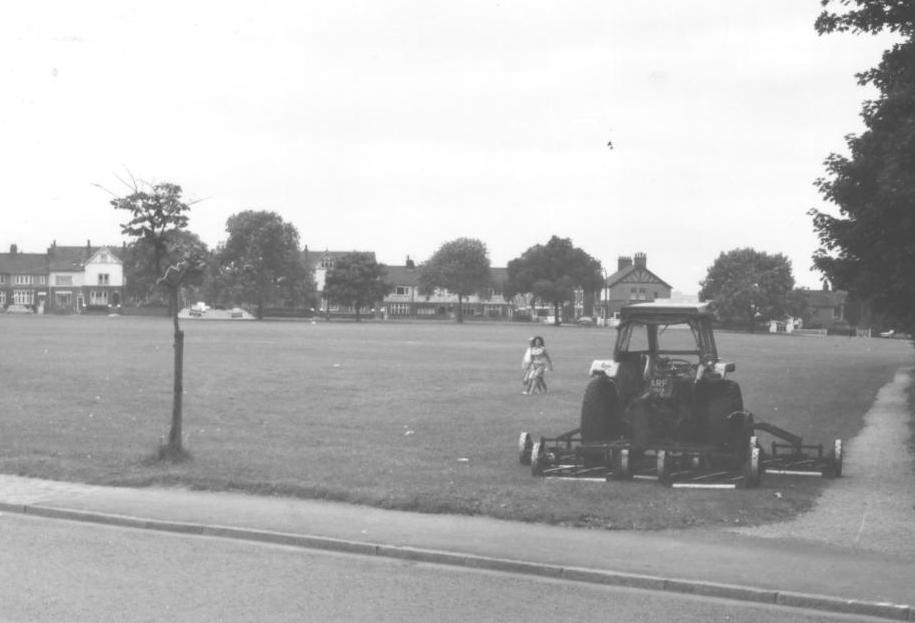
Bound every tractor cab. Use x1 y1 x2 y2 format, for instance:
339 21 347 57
590 302 735 406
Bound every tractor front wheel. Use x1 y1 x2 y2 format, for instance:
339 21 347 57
705 381 749 454
580 376 624 443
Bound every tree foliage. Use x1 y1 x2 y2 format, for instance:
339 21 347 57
810 0 915 333
122 230 209 304
506 236 603 325
419 238 491 323
111 182 192 279
323 253 391 321
699 248 795 329
217 210 307 319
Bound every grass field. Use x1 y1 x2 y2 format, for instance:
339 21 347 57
1 314 911 530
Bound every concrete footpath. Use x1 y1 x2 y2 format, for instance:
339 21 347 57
0 475 913 621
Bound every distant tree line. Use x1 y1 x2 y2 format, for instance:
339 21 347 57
109 182 827 330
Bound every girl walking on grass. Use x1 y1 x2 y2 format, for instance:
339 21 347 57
521 336 553 395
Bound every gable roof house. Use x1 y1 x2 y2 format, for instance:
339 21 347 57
46 241 125 312
601 253 673 318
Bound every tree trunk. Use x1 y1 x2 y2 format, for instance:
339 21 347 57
355 304 361 322
456 295 464 323
553 301 561 326
169 289 184 454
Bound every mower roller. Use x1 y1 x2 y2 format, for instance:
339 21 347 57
517 303 843 490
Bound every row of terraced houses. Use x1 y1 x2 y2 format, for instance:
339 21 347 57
0 241 675 321
0 242 125 313
309 250 675 322
0 242 849 328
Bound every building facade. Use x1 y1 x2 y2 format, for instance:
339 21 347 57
0 242 124 313
381 261 517 320
599 253 673 318
794 288 847 330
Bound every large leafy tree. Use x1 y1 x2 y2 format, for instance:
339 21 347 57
810 0 915 334
419 238 491 323
217 210 307 319
323 252 391 322
505 236 603 326
699 248 795 330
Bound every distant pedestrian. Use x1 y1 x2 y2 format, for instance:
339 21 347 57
521 336 553 395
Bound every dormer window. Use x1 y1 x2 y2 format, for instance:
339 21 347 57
98 273 110 285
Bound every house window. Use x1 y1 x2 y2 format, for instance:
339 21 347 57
98 273 110 285
90 290 108 305
389 303 410 315
13 289 34 305
320 258 335 269
0 291 5 304
0 274 6 284
55 275 73 286
395 286 409 296
14 274 33 285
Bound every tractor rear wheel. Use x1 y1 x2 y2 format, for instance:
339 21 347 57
580 376 624 443
705 381 749 453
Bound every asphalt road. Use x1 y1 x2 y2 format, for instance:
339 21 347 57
0 513 889 623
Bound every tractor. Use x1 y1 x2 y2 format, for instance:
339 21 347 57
518 302 842 488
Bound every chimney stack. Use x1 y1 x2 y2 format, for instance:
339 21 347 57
617 256 632 271
634 252 647 268
10 244 18 255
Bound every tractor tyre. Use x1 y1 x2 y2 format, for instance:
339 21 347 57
580 376 624 444
705 381 748 453
518 432 533 465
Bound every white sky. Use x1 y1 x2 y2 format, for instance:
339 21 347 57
0 1 897 293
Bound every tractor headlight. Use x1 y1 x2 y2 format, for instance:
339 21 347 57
589 359 619 377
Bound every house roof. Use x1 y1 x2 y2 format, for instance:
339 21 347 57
605 264 672 289
48 245 122 272
304 250 376 266
383 265 508 288
797 289 847 308
384 265 421 286
0 252 47 274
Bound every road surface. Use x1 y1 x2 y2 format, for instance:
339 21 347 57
0 512 888 623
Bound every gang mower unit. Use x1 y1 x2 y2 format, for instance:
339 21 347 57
517 302 843 489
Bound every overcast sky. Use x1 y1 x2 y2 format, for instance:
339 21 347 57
0 1 897 293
